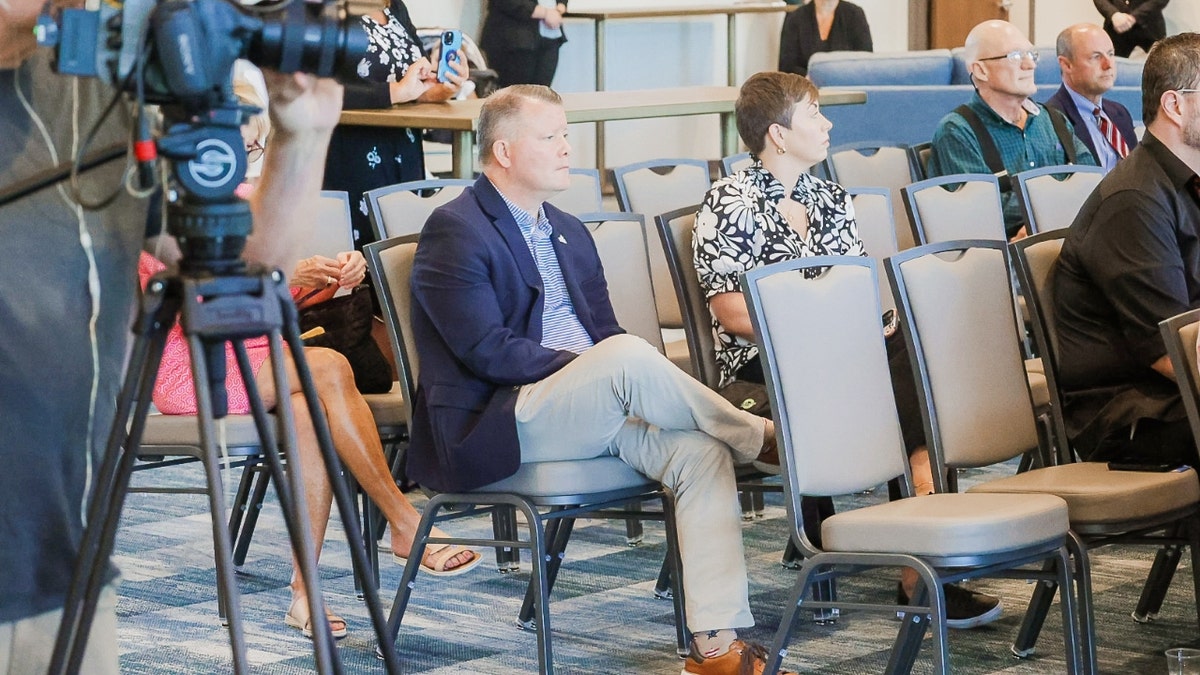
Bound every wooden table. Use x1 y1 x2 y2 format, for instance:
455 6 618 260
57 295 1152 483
340 87 867 179
565 3 797 175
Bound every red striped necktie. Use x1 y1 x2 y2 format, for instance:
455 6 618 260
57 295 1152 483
1094 106 1129 158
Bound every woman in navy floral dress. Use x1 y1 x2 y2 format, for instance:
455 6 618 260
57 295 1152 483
323 0 468 250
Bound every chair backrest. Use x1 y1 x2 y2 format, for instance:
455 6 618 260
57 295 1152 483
719 151 753 177
743 256 909 505
848 186 899 313
1160 308 1200 459
612 159 712 330
308 191 356 259
908 141 933 180
1013 164 1104 234
902 173 1005 244
1011 230 1071 462
364 179 474 241
364 235 421 423
546 168 603 215
655 204 720 389
823 142 919 251
577 212 665 353
887 241 1041 478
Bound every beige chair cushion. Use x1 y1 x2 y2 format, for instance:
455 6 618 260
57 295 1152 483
142 414 263 452
362 383 406 427
1026 364 1050 408
967 463 1200 525
665 338 691 374
823 492 1068 556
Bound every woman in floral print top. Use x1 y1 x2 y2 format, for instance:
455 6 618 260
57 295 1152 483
323 0 469 251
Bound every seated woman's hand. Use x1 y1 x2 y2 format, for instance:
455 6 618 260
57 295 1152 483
335 250 367 289
417 49 470 103
293 255 343 289
389 57 434 105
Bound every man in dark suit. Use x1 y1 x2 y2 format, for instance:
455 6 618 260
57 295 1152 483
1045 23 1138 173
1093 0 1168 57
409 85 789 675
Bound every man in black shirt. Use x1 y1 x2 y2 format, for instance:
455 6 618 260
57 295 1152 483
1053 31 1200 466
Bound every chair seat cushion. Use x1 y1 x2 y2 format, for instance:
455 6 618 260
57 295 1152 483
362 383 406 426
142 414 263 455
822 492 1068 557
475 456 657 498
967 463 1200 525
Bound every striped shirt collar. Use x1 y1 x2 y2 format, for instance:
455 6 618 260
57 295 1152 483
494 187 551 247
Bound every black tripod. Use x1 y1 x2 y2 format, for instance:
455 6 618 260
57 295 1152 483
48 262 403 674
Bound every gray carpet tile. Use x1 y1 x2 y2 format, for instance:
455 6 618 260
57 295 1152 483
109 460 1199 673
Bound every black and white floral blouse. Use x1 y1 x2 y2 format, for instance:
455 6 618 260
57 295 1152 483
693 161 866 386
357 7 424 83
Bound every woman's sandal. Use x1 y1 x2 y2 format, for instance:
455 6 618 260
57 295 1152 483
392 542 483 577
284 595 348 640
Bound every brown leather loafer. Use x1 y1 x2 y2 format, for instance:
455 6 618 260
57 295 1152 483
681 640 796 675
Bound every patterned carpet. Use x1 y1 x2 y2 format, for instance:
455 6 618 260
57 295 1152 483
112 459 1199 674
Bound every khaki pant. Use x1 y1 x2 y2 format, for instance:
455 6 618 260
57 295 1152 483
0 585 118 675
516 334 764 632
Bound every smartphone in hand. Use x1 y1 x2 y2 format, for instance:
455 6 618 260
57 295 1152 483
437 30 463 83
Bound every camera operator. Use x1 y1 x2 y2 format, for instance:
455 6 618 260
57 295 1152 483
0 1 344 670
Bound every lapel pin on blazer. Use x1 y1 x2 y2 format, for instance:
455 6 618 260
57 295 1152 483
557 234 567 244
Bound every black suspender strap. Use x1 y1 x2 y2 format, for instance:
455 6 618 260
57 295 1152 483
952 103 1078 193
954 104 1008 190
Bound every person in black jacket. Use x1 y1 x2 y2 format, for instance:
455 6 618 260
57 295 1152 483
479 0 568 88
322 0 469 251
1093 0 1169 57
778 0 872 77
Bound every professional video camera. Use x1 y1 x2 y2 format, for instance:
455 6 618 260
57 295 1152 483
35 0 367 269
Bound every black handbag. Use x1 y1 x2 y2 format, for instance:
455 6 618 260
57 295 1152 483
296 287 393 394
718 379 771 418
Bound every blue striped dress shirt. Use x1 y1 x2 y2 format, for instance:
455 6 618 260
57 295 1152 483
498 191 595 354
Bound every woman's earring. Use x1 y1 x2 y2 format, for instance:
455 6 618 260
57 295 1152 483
776 146 786 155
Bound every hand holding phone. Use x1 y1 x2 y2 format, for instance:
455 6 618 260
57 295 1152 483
437 30 463 84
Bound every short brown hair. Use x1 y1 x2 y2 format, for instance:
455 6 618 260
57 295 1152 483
735 71 819 157
477 85 563 165
1142 32 1200 125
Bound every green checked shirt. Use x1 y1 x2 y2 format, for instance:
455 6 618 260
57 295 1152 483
929 91 1096 237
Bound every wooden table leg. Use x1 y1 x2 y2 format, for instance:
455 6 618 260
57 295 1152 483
451 130 474 179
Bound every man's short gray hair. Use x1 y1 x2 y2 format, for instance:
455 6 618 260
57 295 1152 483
477 85 563 166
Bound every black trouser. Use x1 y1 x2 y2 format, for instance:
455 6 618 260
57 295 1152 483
1088 418 1197 468
492 40 562 88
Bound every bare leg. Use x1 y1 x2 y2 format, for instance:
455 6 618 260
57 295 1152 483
902 446 935 595
254 347 475 594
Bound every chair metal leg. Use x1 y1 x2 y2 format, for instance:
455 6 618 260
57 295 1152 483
493 506 521 572
654 557 673 600
1134 542 1182 622
383 501 441 655
1066 531 1097 675
1054 545 1084 675
624 500 644 545
762 561 819 675
519 514 574 630
660 489 690 657
1187 517 1200 637
887 576 936 675
1011 562 1057 658
227 461 265 568
517 502 554 675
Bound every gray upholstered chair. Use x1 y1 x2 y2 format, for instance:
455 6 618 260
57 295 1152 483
902 173 1005 244
719 151 752 177
822 141 921 251
612 158 711 333
364 235 687 674
546 168 603 215
742 255 1086 675
364 178 474 241
1013 164 1105 234
652 205 717 387
890 239 1200 667
847 186 899 314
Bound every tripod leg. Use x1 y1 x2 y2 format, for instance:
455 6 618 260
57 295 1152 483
278 286 402 673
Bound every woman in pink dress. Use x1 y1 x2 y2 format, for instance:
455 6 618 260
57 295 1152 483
139 252 481 639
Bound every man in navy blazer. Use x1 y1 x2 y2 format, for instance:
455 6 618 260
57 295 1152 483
409 85 790 675
1046 23 1138 173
